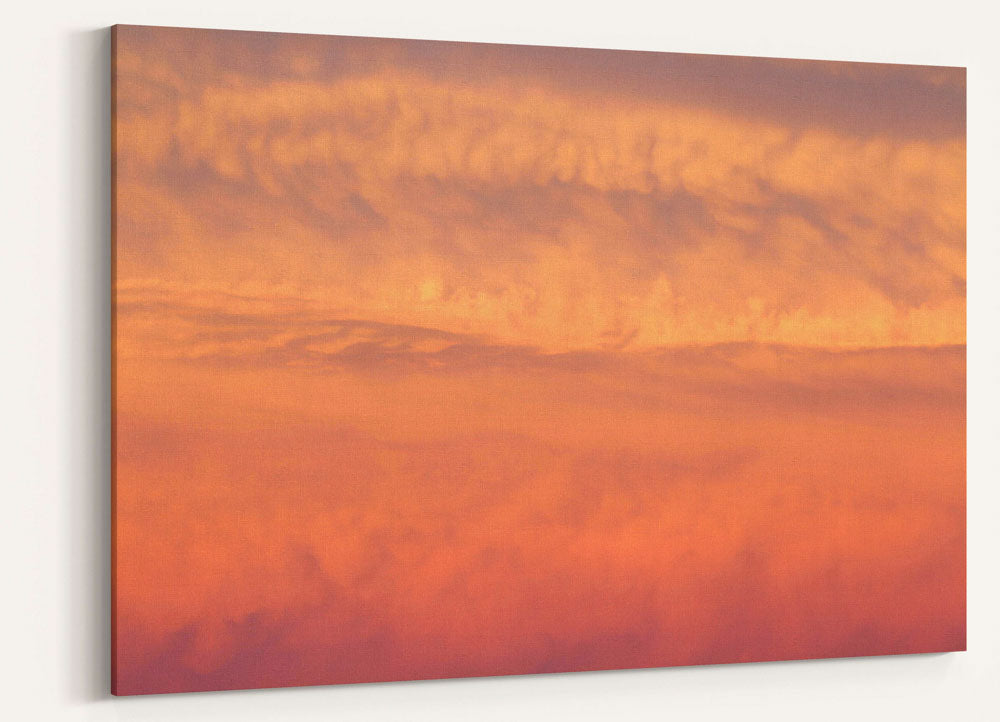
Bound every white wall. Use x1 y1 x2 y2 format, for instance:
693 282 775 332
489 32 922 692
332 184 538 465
2 1 997 719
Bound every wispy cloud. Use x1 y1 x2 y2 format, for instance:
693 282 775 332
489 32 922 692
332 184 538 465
112 26 966 694
114 28 965 351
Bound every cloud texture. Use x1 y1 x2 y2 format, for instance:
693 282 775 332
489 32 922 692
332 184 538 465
112 25 965 694
114 26 965 352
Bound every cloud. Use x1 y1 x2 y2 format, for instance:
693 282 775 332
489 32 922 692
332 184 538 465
114 27 965 351
115 283 964 412
113 341 965 692
114 25 965 140
111 27 966 694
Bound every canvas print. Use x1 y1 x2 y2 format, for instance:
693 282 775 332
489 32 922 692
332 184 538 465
111 24 966 695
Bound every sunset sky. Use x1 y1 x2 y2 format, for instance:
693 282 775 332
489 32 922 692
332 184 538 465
112 25 966 695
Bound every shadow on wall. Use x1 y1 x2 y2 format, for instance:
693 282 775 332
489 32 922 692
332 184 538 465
65 26 111 702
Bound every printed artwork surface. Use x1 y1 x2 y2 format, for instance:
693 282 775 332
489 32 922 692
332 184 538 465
111 24 966 695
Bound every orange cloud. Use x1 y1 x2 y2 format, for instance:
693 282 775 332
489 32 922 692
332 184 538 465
112 25 965 695
114 342 965 693
114 27 965 352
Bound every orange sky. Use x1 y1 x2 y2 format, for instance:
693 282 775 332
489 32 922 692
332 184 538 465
112 25 965 695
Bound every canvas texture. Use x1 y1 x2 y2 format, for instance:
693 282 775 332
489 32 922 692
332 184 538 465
111 24 966 695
